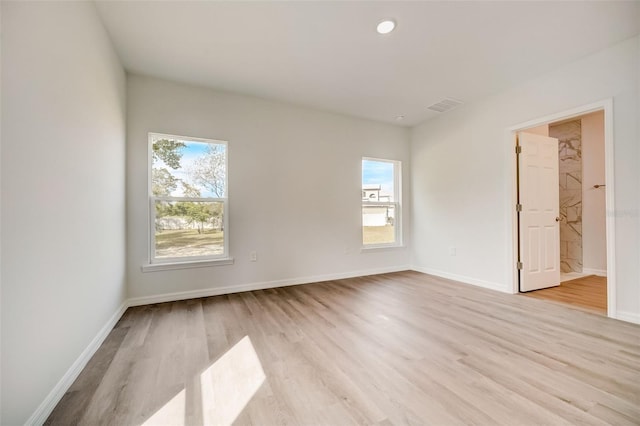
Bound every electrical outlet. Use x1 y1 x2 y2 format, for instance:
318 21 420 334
249 251 257 262
449 247 456 256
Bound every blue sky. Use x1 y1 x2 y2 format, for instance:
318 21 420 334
172 141 206 195
362 159 394 197
179 140 209 162
153 138 221 197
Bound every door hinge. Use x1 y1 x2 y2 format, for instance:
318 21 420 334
516 203 522 212
517 261 523 270
515 145 522 154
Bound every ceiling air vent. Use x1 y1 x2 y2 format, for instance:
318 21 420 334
427 98 463 113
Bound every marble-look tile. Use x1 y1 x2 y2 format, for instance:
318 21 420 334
560 156 581 173
566 206 581 223
551 120 581 140
569 222 582 237
559 173 567 190
560 189 581 209
551 119 582 273
564 258 583 273
560 241 568 258
567 241 582 261
559 146 568 159
560 222 581 242
566 172 581 189
559 210 567 223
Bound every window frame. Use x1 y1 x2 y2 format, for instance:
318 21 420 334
148 132 230 266
361 157 402 249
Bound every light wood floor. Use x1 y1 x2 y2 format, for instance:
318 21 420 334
46 271 640 425
523 275 607 315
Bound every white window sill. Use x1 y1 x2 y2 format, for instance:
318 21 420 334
142 257 234 272
361 245 405 253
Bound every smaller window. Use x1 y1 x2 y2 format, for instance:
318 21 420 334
362 158 401 247
149 133 229 264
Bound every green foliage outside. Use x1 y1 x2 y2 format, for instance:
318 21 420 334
153 139 186 170
155 201 223 234
152 168 179 196
152 138 187 198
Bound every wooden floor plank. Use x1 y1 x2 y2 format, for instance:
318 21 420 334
46 271 640 425
523 275 607 314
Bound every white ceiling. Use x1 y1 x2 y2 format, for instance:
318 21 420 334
95 1 640 127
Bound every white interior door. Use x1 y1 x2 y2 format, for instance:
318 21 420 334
518 132 560 292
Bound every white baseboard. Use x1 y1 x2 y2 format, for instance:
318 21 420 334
582 268 607 277
411 266 509 293
128 265 411 307
25 302 128 426
616 310 640 325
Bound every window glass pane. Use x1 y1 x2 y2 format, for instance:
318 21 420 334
155 200 224 258
362 204 395 245
151 136 226 198
362 159 394 202
362 158 398 246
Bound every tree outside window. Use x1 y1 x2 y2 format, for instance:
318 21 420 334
149 133 228 262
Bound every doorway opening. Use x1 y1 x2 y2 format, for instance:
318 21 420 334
507 100 615 317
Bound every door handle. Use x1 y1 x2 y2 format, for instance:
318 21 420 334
555 217 561 222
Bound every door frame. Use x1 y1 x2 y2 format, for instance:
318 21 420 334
505 99 616 318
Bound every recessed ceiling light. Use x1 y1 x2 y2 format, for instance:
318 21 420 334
396 115 405 121
376 19 396 35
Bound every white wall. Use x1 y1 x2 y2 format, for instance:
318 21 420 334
411 35 639 318
127 75 410 300
522 124 549 136
637 34 640 320
0 1 3 417
581 111 607 274
1 2 127 424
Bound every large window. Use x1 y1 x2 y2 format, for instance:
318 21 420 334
149 133 228 263
362 158 401 247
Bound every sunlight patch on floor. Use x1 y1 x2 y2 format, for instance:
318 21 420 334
140 336 265 426
200 335 266 425
142 389 186 426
